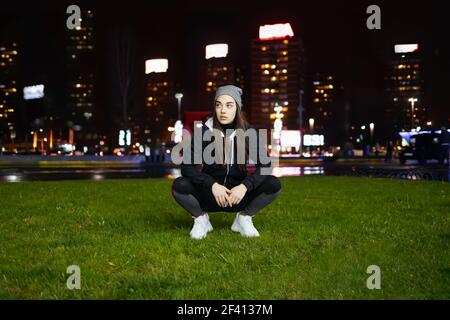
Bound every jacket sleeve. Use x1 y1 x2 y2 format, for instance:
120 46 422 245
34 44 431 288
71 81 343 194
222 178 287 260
241 129 271 192
180 127 217 189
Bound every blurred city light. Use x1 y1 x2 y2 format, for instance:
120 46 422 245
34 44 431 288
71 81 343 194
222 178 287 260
23 84 44 100
309 118 315 132
394 43 419 53
259 23 294 41
119 130 131 146
145 59 168 74
303 134 324 146
174 120 183 143
205 44 228 59
280 130 301 149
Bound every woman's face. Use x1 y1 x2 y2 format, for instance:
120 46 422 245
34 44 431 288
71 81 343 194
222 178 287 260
215 95 237 125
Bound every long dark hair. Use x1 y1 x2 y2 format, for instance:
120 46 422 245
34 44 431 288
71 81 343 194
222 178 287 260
212 108 250 171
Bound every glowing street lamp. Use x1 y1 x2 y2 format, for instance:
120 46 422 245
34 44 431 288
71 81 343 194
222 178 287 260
309 118 315 132
174 93 184 143
408 97 418 129
174 120 183 143
369 123 375 143
175 93 183 121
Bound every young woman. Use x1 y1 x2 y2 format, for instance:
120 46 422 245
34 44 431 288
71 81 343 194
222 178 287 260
172 85 281 239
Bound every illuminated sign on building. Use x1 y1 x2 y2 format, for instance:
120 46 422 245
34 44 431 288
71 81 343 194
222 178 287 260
259 23 294 41
394 44 419 54
23 85 45 100
205 44 228 59
280 130 301 148
303 134 324 146
145 59 168 74
119 129 131 146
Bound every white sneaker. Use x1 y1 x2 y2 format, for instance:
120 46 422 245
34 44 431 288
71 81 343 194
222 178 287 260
190 213 213 240
231 213 260 237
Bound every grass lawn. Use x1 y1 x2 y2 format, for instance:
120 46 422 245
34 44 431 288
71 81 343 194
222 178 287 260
0 176 449 299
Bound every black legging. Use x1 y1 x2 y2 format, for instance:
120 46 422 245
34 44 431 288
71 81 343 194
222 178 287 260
172 175 281 217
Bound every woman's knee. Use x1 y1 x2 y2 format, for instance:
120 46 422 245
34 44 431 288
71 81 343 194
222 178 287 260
172 177 194 195
263 175 281 194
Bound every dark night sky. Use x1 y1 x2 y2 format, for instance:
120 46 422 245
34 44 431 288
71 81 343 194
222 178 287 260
1 0 448 128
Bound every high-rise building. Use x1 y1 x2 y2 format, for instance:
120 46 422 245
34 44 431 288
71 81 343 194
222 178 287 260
0 41 18 146
385 43 425 132
309 73 336 133
66 9 97 145
306 73 346 145
197 43 244 109
144 58 176 145
250 23 306 135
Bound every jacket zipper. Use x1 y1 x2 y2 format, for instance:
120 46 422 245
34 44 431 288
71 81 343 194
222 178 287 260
224 163 229 186
223 132 233 186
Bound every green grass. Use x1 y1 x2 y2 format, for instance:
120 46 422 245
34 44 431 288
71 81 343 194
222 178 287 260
0 176 449 299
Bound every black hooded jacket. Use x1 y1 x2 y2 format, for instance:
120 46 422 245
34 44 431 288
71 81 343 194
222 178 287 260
181 117 272 191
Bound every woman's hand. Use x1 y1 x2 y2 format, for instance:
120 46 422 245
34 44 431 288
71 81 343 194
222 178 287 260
212 183 231 207
227 184 247 206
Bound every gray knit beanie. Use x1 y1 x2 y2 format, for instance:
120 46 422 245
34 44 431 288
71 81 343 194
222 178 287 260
214 85 243 110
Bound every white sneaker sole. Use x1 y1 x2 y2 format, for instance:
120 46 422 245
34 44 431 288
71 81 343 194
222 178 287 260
190 219 213 240
231 218 260 237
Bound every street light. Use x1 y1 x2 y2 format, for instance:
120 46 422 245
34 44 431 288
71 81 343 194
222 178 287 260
369 123 375 143
175 93 183 120
10 130 16 146
174 120 183 143
174 93 184 143
408 97 418 129
308 118 315 132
